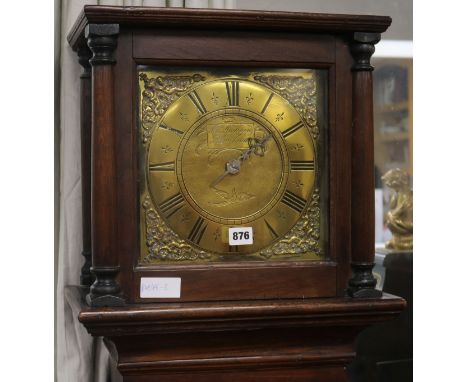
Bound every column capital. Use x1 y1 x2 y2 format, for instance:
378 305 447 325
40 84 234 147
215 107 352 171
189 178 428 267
85 24 119 66
350 32 381 71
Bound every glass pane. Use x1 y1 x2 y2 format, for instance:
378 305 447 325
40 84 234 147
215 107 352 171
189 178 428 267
373 58 413 245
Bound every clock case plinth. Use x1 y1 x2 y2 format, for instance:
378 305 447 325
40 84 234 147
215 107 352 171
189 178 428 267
68 6 405 381
69 286 405 382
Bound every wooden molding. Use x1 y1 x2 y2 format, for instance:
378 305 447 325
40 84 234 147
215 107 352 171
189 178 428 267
66 285 405 378
68 6 391 51
117 353 356 374
78 290 405 336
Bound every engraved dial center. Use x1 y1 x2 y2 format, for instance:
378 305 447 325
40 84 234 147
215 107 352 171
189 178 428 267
177 110 287 225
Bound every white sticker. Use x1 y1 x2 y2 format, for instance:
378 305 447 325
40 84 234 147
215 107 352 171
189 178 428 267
140 277 181 298
228 227 253 246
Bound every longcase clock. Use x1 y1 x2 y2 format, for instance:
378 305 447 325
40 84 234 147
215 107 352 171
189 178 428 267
68 6 405 382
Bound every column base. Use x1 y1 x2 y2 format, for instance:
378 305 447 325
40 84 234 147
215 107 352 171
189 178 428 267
347 287 382 298
347 262 382 298
86 293 125 307
80 250 94 287
86 266 125 307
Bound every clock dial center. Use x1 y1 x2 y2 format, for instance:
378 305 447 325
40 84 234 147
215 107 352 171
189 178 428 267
177 110 288 225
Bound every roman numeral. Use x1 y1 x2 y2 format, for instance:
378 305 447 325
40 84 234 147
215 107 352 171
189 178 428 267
290 160 315 171
260 92 274 114
264 219 278 239
159 123 184 136
225 80 240 106
282 121 304 138
159 193 185 218
188 90 207 115
281 190 307 213
149 161 175 172
188 217 208 244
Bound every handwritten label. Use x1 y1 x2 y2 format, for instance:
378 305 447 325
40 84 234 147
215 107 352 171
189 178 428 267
140 277 181 298
228 227 253 246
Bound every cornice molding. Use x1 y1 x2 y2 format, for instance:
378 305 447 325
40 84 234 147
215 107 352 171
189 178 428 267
68 6 392 51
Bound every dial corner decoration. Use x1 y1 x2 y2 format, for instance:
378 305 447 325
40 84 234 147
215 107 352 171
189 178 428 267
139 71 206 143
138 67 327 264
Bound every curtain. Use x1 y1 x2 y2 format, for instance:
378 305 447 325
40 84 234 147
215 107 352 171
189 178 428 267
55 1 235 381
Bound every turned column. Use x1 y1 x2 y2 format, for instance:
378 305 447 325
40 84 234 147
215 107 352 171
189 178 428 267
85 24 125 306
77 45 94 287
348 32 382 298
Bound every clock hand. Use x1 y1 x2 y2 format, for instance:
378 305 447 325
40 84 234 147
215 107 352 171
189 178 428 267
240 133 272 162
210 159 241 188
210 133 272 188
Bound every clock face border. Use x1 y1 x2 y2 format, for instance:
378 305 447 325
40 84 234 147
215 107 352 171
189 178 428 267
137 67 328 263
109 29 352 302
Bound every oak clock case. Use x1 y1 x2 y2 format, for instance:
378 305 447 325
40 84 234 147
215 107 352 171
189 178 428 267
138 68 328 264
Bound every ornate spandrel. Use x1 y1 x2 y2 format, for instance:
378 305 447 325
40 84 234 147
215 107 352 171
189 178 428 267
139 73 206 143
253 74 319 139
142 195 211 263
260 189 322 259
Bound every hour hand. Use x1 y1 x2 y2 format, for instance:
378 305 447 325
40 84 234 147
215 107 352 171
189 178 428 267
210 134 272 188
210 159 241 188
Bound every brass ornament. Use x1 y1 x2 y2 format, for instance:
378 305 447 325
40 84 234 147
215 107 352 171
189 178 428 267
142 195 211 262
253 74 319 139
139 73 205 143
382 168 413 251
259 189 322 258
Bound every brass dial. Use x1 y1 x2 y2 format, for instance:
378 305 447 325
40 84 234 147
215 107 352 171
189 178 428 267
139 68 326 263
143 75 317 256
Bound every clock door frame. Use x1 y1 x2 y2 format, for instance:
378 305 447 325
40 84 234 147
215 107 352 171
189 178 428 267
112 27 352 303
